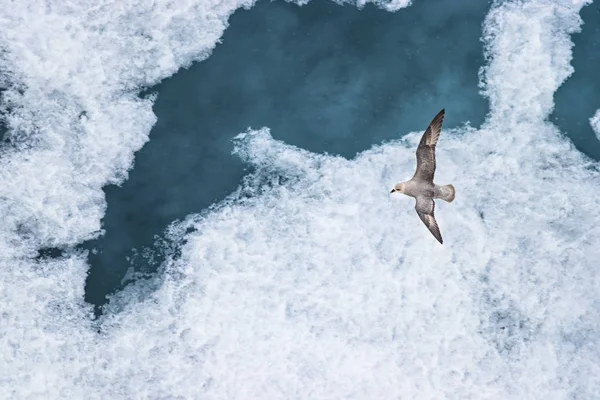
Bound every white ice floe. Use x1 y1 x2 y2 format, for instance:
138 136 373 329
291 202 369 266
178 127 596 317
591 109 600 141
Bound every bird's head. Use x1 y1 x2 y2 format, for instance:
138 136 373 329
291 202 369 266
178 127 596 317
390 182 406 194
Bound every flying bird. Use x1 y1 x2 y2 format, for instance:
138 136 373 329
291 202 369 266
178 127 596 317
390 109 455 244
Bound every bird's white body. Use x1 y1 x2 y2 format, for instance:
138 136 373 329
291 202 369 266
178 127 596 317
395 181 455 203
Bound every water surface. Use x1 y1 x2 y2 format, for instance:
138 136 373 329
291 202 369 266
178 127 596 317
84 0 492 311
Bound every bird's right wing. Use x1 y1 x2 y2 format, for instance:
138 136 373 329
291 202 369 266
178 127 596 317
413 109 445 182
415 196 443 244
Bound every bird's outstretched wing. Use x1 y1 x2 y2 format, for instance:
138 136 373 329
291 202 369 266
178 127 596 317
413 109 445 182
415 196 443 244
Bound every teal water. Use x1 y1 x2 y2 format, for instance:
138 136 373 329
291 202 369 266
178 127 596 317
551 1 600 161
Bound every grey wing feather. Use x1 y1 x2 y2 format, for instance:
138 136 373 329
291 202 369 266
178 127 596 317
415 197 443 244
413 109 445 182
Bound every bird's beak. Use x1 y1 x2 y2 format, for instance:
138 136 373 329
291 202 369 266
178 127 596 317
390 189 396 193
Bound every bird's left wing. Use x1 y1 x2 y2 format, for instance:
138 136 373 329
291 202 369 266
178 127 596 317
415 196 443 244
413 109 445 182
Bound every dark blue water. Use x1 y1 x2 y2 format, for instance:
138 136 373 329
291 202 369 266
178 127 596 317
551 1 600 161
82 0 493 313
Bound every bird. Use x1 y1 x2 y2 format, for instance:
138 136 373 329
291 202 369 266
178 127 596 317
390 109 455 244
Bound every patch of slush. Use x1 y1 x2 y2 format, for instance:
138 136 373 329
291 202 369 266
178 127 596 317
1 0 599 399
592 109 600 140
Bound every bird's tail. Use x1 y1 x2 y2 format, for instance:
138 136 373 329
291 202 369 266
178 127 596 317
437 184 455 203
